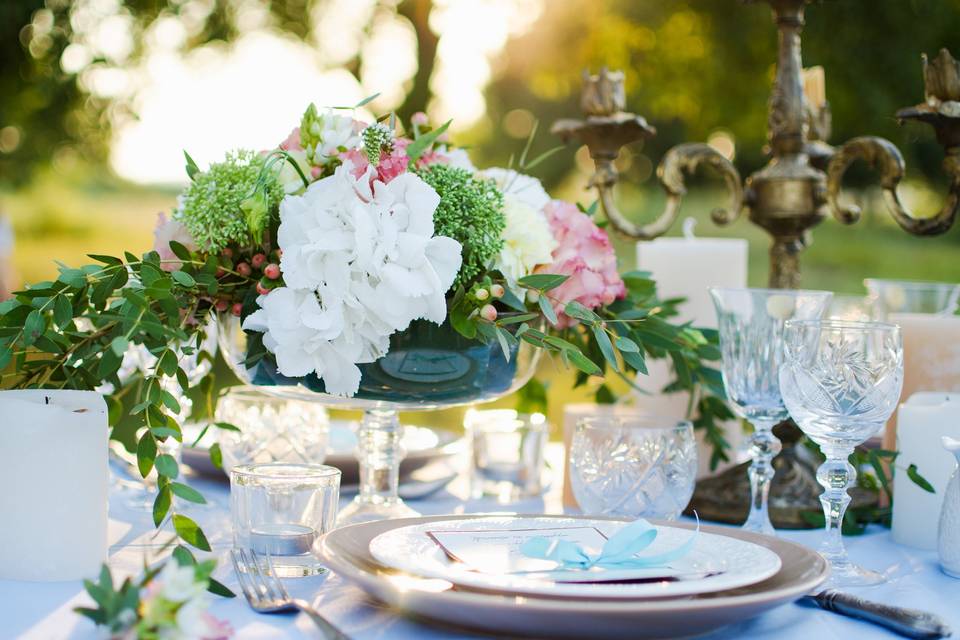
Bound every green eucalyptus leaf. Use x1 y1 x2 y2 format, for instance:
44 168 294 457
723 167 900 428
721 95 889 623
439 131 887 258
538 295 558 326
564 301 600 323
137 432 157 477
23 309 45 346
498 286 527 311
0 345 11 370
566 350 603 377
152 485 171 527
615 336 640 352
213 421 241 432
110 336 129 357
209 442 223 470
160 390 182 415
907 464 936 493
172 545 196 567
171 270 196 288
154 453 179 479
621 349 648 374
591 326 620 372
518 273 568 291
168 241 193 262
53 295 73 329
170 482 207 504
207 577 236 598
173 514 212 551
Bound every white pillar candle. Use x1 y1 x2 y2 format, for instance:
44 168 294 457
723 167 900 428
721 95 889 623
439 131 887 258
892 392 960 550
635 220 749 477
883 313 960 453
0 390 108 581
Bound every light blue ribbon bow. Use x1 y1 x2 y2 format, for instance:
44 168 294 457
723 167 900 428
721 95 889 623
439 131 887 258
519 518 699 571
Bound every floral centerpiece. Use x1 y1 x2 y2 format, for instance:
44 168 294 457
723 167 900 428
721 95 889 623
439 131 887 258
0 97 729 611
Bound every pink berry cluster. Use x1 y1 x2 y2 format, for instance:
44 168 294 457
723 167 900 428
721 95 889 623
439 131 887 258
468 280 506 323
212 246 283 316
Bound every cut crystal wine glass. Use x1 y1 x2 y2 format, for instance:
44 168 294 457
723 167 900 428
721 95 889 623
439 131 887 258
780 319 903 586
710 287 833 535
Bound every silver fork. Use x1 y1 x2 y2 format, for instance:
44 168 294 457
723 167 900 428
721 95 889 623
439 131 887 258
231 548 350 640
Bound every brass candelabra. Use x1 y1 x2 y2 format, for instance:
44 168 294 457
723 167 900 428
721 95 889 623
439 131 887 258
553 0 960 527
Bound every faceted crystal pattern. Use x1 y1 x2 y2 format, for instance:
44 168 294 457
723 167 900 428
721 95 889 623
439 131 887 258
570 424 697 520
781 322 903 445
711 289 833 423
217 392 329 473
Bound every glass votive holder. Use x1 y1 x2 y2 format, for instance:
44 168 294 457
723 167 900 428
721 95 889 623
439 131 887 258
570 413 697 520
230 463 340 577
466 409 548 502
216 387 329 474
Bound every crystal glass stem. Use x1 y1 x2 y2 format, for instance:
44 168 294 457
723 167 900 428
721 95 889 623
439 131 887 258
744 419 781 535
816 445 883 585
337 409 419 525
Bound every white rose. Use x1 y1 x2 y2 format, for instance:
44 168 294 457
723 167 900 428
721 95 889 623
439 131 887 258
481 167 550 212
494 195 558 288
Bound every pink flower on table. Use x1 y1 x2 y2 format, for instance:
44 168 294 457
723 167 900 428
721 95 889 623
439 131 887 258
540 200 626 328
153 212 197 271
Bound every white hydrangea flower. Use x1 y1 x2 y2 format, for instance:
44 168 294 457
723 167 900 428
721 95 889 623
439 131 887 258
481 167 550 212
494 195 558 288
244 160 463 397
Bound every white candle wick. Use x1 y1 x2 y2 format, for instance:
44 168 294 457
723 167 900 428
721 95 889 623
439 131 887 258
682 217 697 240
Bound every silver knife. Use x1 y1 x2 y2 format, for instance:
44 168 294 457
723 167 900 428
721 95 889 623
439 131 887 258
800 589 952 639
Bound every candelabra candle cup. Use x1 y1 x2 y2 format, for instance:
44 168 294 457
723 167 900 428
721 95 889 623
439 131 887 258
231 463 340 578
466 409 548 503
780 320 903 588
710 288 833 536
570 412 697 520
864 279 960 319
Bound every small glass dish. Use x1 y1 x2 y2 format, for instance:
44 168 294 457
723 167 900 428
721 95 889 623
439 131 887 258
216 387 329 474
570 413 697 520
466 409 548 502
230 463 340 577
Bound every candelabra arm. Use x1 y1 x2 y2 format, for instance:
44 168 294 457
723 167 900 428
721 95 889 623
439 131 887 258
592 143 744 239
826 135 960 235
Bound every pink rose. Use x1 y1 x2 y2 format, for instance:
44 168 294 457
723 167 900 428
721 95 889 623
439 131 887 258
153 212 197 272
540 200 626 327
339 143 410 185
279 127 302 151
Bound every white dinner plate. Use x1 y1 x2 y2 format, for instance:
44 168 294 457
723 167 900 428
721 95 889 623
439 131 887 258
322 514 828 639
368 516 782 600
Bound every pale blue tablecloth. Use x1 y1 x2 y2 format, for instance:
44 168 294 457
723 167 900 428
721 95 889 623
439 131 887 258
3 445 958 639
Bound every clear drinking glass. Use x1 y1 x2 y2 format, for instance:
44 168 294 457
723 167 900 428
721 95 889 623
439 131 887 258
710 287 833 535
569 413 697 520
864 279 960 318
231 463 340 577
216 387 329 474
780 319 903 587
828 294 877 322
466 409 548 502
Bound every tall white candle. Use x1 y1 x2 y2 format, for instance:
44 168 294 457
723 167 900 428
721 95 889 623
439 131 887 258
635 220 749 476
883 313 960 452
0 390 108 581
892 392 960 550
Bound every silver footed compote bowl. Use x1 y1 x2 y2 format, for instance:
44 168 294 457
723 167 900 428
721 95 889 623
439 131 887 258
218 313 540 525
709 288 833 536
780 319 903 587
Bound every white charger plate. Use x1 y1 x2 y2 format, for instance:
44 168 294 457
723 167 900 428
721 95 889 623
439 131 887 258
368 515 782 600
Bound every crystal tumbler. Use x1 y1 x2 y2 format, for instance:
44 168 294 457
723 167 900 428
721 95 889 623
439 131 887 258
231 463 340 577
570 413 696 520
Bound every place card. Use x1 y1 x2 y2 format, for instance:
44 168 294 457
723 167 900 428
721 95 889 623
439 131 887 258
427 526 608 575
